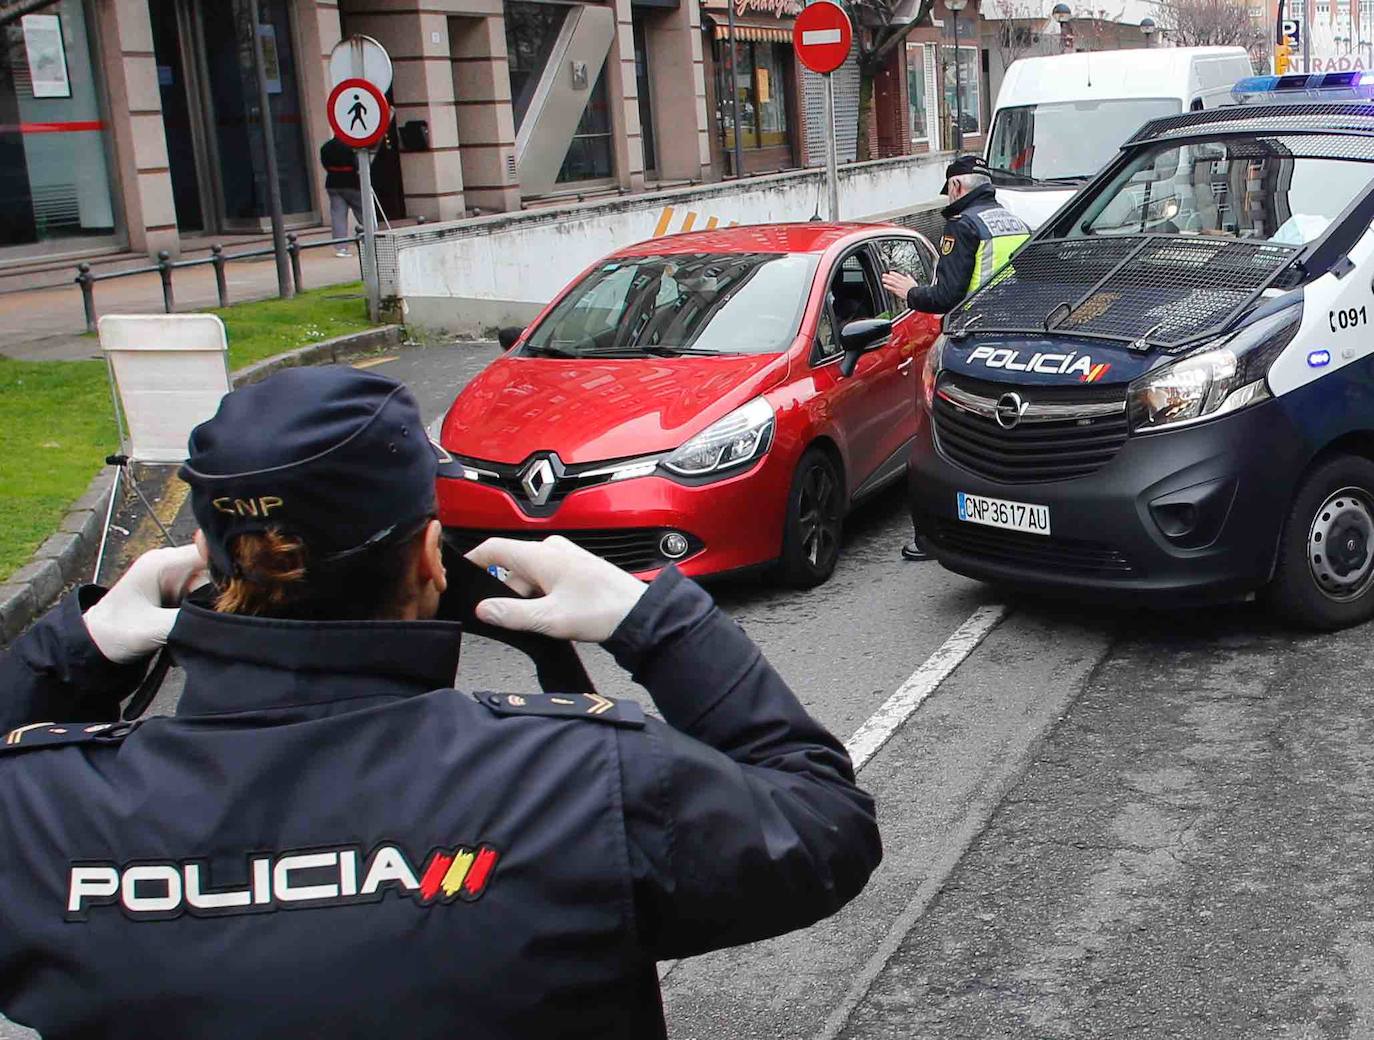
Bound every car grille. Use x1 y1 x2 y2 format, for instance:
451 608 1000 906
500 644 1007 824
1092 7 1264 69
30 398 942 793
933 373 1129 484
924 516 1137 577
449 452 639 519
443 527 701 574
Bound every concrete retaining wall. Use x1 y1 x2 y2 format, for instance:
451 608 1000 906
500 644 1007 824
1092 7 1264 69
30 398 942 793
383 152 952 337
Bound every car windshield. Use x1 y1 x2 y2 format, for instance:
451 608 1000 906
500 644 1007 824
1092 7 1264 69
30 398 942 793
1069 135 1374 244
987 98 1182 182
522 251 819 357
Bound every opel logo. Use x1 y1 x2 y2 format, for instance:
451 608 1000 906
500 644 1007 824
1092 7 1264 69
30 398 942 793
994 392 1029 430
519 454 562 506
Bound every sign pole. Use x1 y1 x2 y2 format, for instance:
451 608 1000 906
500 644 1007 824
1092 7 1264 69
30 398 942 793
824 72 839 220
792 1 851 222
1303 0 1312 72
358 148 380 321
247 0 292 299
727 1 745 178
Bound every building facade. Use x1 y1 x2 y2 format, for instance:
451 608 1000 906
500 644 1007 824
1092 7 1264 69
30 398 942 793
0 0 716 263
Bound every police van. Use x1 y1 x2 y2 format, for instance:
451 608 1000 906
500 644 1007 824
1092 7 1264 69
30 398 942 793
911 74 1374 628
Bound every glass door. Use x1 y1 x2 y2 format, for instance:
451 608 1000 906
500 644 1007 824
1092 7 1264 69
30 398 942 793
180 0 316 233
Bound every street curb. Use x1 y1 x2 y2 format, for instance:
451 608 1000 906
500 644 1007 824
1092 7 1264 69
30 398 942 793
0 323 406 646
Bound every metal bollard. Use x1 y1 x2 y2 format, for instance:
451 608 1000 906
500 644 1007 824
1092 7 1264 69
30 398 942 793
211 244 228 308
76 262 97 334
286 232 303 295
157 250 174 314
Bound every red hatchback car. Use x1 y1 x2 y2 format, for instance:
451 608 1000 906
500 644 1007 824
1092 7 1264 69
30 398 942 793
432 223 941 586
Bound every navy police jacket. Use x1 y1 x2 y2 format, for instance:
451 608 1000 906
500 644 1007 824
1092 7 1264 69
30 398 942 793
906 182 1030 315
0 568 880 1038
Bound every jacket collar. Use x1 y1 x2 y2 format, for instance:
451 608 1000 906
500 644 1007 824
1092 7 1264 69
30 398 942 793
943 182 997 219
168 602 463 717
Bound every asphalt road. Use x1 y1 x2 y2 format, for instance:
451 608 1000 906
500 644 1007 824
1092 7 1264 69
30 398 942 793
8 342 1374 1038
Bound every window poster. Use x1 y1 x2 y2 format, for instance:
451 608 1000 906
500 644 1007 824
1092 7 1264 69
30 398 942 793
257 24 283 94
22 14 71 100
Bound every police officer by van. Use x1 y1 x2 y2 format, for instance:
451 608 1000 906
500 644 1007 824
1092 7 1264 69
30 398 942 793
881 154 1031 561
0 366 881 1039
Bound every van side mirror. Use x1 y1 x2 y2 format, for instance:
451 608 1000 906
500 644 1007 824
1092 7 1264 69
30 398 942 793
837 319 892 377
497 326 526 350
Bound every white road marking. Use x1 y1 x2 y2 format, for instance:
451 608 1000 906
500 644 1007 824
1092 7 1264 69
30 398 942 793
658 601 1008 988
845 602 1009 772
801 27 843 44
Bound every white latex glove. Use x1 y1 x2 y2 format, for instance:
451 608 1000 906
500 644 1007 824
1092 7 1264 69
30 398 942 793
465 535 647 643
83 543 210 664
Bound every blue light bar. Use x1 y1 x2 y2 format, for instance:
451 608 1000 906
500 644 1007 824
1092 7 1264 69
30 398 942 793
1232 70 1374 103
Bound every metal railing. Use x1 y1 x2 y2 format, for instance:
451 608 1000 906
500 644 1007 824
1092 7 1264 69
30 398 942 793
75 231 365 334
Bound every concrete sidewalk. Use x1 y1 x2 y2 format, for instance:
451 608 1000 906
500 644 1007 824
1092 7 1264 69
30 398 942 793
0 236 369 363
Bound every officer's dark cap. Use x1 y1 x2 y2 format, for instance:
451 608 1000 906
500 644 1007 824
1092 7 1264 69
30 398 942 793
941 154 991 193
179 366 441 579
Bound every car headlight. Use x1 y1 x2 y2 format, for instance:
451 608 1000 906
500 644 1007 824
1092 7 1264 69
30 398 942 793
1126 304 1301 433
922 336 946 410
662 397 775 477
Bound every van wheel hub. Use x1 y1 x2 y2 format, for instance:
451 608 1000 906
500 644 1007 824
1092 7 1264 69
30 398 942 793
1308 487 1374 600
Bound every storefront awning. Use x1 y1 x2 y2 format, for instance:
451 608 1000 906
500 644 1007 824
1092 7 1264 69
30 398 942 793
705 15 793 43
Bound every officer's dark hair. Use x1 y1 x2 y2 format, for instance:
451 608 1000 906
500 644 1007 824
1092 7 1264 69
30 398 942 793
213 525 428 621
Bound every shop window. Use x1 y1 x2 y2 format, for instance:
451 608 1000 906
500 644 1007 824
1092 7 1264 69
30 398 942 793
505 0 615 186
718 40 791 151
940 45 980 138
0 0 116 250
507 2 567 132
906 43 927 144
558 64 614 183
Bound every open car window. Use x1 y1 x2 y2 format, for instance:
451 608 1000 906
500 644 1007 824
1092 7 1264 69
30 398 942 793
522 251 820 357
872 237 932 316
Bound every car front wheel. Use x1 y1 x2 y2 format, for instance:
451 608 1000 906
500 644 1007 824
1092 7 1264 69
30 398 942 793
777 447 845 587
1268 453 1374 630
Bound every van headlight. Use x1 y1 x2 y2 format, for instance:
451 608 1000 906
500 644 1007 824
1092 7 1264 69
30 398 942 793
1126 305 1301 433
662 398 775 477
922 336 946 410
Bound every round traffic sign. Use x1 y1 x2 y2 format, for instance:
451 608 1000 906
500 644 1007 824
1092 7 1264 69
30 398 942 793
329 34 393 94
327 78 390 150
793 1 853 75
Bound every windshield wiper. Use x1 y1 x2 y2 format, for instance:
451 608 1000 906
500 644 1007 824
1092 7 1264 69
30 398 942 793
574 345 728 358
522 343 582 358
987 166 1041 186
635 345 727 357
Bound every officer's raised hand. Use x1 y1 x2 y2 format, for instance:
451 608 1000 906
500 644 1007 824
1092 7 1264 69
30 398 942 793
466 535 646 642
82 542 209 663
881 270 917 298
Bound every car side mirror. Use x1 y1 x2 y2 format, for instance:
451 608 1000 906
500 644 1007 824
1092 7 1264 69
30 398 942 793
837 319 892 377
497 326 526 350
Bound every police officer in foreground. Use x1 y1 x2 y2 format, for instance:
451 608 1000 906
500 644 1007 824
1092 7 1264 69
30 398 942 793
881 154 1030 562
0 366 880 1040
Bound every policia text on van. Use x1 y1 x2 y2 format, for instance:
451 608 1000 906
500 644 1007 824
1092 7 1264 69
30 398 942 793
909 79 1374 629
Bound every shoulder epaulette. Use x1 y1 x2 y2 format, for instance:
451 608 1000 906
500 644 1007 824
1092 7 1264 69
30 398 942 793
0 720 140 755
476 692 645 729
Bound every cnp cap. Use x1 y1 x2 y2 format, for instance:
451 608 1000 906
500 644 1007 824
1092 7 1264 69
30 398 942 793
941 154 991 193
179 366 440 578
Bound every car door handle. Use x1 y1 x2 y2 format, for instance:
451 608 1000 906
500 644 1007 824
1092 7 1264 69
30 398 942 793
898 358 914 374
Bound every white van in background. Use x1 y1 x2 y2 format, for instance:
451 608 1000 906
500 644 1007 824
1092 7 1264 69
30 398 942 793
985 47 1254 228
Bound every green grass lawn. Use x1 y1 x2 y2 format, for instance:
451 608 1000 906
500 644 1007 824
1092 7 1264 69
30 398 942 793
0 283 372 582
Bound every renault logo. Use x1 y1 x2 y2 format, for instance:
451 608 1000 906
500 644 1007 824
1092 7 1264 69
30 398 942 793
995 392 1029 430
519 454 562 506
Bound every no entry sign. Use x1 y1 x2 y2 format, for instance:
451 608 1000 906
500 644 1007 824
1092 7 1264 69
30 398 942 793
793 1 853 75
327 78 390 150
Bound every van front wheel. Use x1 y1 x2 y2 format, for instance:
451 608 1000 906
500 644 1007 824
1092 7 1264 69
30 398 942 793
1268 454 1374 630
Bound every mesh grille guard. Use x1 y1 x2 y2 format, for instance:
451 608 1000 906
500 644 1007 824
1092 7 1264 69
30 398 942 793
946 235 1299 351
